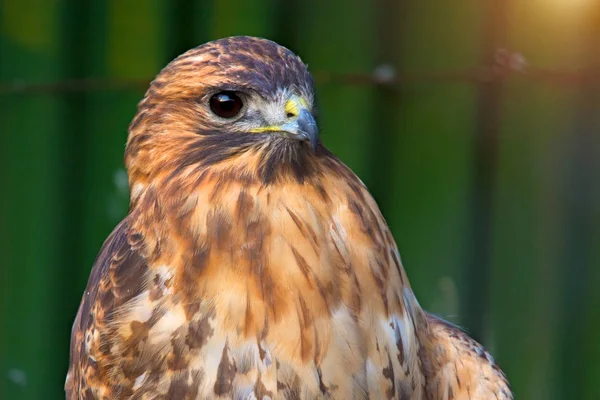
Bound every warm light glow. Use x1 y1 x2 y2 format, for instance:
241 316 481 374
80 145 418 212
544 0 592 11
533 0 594 22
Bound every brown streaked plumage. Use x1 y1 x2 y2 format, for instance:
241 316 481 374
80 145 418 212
66 36 512 399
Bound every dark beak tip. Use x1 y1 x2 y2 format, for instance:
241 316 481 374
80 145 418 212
297 109 319 153
309 136 318 152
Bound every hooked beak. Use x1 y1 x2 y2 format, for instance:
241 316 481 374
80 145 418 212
280 108 319 152
249 95 319 151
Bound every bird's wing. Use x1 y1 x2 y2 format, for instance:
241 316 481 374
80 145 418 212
421 313 513 400
65 217 149 399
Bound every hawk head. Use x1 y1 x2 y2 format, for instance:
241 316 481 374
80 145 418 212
125 36 326 199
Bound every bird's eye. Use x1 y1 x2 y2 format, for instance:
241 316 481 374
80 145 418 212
209 91 243 118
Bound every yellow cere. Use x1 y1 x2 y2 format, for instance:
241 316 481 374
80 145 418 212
284 96 308 118
249 95 309 133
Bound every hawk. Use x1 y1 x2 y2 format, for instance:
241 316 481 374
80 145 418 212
66 36 512 399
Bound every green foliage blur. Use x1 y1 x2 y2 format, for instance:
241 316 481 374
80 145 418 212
1 1 599 399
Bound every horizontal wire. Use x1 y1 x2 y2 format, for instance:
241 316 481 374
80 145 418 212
1 66 599 95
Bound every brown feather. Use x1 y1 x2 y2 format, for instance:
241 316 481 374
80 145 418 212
66 36 512 399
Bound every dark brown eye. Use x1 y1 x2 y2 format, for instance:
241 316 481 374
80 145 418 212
209 91 243 118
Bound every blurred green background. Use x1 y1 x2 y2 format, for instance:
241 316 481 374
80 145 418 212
1 0 599 399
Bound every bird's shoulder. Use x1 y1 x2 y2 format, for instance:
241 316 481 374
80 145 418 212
420 313 513 400
65 216 154 398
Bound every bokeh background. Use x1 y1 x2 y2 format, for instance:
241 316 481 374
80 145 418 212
1 0 600 399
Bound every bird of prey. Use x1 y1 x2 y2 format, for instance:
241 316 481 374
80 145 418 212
66 36 512 399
